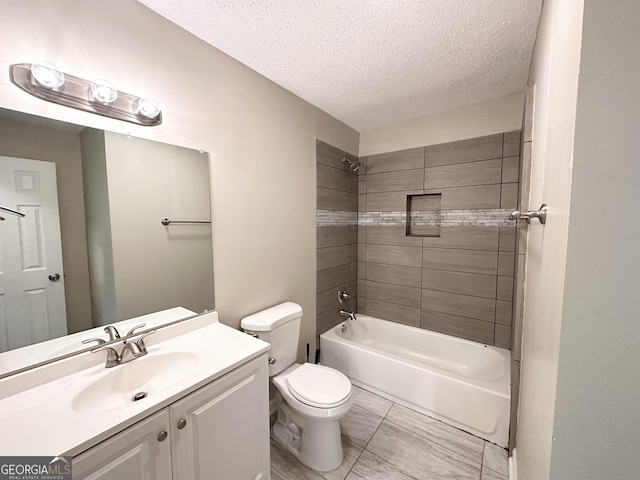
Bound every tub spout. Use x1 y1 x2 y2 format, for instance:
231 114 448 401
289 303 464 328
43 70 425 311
339 309 356 321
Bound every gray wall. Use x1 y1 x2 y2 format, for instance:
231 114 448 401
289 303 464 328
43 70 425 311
355 132 520 347
549 0 640 477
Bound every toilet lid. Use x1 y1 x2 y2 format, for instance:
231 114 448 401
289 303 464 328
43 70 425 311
285 363 352 408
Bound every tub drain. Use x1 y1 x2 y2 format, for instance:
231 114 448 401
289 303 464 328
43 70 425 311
132 391 148 402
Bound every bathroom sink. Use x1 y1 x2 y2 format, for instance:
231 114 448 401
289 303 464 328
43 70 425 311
72 351 199 413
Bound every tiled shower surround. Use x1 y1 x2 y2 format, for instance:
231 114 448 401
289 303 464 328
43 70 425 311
316 132 520 349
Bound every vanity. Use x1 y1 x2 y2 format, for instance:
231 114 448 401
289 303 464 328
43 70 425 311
0 311 272 480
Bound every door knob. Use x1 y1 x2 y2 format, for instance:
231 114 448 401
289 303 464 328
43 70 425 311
48 273 61 281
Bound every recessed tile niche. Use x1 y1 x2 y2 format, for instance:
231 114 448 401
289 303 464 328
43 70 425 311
406 193 441 237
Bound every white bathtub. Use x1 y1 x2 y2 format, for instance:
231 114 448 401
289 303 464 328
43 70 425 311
320 315 510 447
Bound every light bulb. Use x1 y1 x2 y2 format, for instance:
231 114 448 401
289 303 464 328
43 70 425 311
135 97 161 119
90 79 118 104
30 61 65 89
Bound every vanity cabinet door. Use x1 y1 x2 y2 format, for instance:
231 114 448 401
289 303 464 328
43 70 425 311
170 354 270 480
72 410 172 480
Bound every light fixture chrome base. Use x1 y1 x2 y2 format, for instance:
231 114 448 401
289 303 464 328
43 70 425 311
9 63 162 127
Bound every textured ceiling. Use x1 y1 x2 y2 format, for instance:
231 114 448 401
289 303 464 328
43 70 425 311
137 0 543 132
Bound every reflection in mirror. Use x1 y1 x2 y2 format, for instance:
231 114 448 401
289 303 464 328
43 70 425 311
0 108 214 374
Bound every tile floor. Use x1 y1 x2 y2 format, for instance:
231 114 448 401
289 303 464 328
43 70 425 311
271 385 508 480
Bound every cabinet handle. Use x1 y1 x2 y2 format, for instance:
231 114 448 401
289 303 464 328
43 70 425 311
177 419 187 429
158 431 168 442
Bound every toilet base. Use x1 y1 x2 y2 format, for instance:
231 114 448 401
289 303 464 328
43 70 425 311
272 401 344 472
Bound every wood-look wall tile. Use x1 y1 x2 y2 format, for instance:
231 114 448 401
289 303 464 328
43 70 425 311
498 252 515 276
498 228 516 252
350 172 359 193
366 147 424 174
318 245 350 271
317 287 340 315
357 295 366 312
366 298 421 326
365 244 422 267
367 169 424 193
497 276 514 301
496 300 513 326
318 186 352 211
317 163 351 191
423 226 499 251
317 264 350 292
421 309 495 345
422 268 497 299
425 159 502 189
423 248 498 275
426 133 503 167
365 280 421 308
317 140 357 170
366 226 422 246
357 261 366 280
357 279 366 298
494 324 512 349
425 184 501 210
350 243 358 262
350 262 358 281
503 131 521 157
317 308 343 336
366 190 422 212
358 156 367 173
358 226 366 244
350 225 359 243
358 173 367 194
365 263 422 288
358 193 367 211
496 275 513 302
317 226 351 249
502 156 520 184
357 243 366 261
422 289 495 322
500 183 518 209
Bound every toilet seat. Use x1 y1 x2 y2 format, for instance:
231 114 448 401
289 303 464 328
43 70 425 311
285 363 352 408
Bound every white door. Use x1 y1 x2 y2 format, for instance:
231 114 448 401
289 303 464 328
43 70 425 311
0 156 67 352
72 410 172 480
170 355 270 480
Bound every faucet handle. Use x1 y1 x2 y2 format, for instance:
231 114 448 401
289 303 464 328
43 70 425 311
82 337 106 346
126 323 146 336
135 329 157 351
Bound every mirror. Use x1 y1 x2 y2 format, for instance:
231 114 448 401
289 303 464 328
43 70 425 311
0 107 214 375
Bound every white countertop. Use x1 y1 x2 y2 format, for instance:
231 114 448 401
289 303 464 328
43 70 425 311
0 311 270 456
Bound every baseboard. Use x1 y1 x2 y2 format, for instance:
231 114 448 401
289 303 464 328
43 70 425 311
509 448 517 480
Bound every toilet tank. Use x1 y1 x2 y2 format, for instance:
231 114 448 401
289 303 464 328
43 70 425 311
240 302 302 376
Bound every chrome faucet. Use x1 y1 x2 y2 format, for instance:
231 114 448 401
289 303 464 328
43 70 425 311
83 323 156 368
339 309 356 321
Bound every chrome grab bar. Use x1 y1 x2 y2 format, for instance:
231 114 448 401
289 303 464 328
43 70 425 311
161 217 211 225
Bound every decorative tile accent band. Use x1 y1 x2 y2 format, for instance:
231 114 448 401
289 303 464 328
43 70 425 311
316 210 358 226
317 209 516 227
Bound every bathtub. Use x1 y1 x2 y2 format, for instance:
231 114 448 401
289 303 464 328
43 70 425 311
320 315 510 447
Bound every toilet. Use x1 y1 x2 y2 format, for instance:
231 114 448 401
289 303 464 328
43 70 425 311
241 302 353 472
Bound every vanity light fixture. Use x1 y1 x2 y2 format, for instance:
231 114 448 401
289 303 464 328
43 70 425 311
9 62 162 126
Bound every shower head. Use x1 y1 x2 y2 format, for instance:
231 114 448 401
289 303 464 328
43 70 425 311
341 157 360 174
